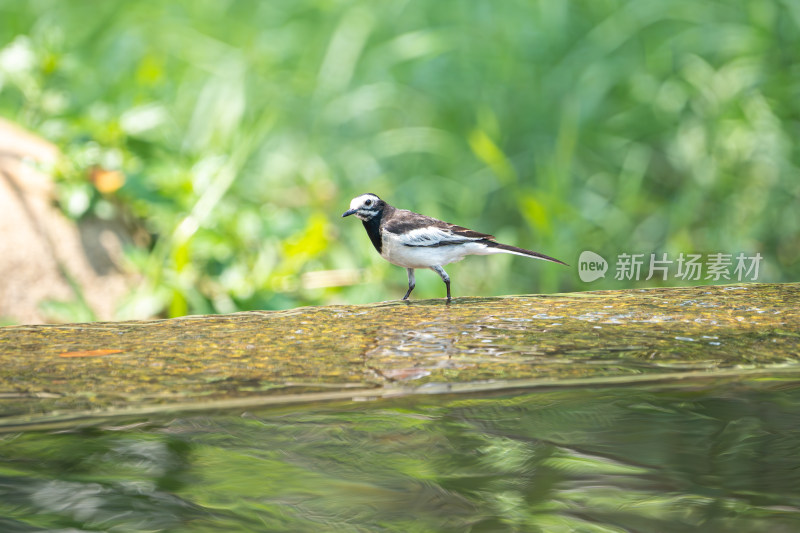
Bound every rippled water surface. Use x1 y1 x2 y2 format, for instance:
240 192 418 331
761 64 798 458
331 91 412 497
2 376 800 532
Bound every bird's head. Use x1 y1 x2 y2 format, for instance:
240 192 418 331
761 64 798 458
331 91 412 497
342 193 386 221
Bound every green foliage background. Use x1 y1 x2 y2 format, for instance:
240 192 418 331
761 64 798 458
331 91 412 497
1 0 798 318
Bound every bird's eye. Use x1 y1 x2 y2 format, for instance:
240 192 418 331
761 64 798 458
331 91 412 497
364 199 373 206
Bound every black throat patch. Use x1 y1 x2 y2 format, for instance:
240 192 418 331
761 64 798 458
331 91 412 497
361 211 384 254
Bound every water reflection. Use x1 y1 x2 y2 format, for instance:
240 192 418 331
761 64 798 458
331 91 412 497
1 378 800 531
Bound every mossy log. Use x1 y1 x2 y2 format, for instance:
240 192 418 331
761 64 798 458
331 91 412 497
1 283 798 429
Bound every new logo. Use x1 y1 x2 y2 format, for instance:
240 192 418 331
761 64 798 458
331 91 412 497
578 251 608 282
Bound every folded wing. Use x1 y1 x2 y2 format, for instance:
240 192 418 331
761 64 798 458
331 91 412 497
384 210 495 248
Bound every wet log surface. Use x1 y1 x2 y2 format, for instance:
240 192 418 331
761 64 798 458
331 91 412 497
1 283 798 428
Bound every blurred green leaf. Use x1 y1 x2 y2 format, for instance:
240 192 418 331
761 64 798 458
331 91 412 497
0 0 797 318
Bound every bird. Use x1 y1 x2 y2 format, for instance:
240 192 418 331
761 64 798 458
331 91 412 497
341 193 567 302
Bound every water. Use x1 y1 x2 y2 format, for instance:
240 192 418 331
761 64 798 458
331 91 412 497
2 376 800 532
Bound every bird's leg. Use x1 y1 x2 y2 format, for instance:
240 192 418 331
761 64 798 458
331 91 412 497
402 268 416 300
430 265 451 303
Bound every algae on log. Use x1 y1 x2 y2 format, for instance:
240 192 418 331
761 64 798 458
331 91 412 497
1 283 799 427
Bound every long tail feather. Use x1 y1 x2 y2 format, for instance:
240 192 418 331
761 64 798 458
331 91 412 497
484 241 568 266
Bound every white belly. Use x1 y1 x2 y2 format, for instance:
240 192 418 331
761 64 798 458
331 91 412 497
380 232 494 268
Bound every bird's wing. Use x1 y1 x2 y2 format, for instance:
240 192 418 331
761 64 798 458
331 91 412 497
384 210 495 247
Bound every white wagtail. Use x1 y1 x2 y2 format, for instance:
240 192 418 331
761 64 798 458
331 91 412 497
342 193 567 302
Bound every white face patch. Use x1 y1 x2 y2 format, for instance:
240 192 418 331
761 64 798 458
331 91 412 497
355 210 378 221
348 194 382 220
349 194 380 211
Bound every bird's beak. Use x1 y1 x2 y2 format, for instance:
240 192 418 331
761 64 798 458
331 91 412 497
341 208 357 218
